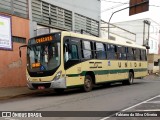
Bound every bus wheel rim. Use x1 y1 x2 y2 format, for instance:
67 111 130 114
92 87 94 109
129 73 133 83
85 78 91 89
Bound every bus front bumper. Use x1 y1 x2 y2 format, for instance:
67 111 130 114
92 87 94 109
27 77 67 90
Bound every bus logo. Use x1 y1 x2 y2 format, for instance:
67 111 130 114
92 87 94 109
2 112 11 117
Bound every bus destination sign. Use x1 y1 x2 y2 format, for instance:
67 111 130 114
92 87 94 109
36 35 53 43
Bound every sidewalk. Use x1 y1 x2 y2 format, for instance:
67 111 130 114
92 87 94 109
0 86 46 100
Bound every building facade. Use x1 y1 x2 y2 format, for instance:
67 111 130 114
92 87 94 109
0 0 29 87
29 0 101 37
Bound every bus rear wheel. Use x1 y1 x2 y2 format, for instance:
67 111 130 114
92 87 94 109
83 75 93 92
123 72 134 85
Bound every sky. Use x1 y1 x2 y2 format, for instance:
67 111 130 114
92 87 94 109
101 0 160 24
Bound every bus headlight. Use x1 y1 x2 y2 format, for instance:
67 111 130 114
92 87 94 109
26 76 30 82
53 71 62 81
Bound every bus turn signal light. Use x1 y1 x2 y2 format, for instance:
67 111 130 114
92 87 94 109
32 63 40 68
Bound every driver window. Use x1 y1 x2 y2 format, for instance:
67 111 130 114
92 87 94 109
64 43 69 62
64 43 79 62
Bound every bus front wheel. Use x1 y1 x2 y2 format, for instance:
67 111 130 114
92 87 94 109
83 75 93 92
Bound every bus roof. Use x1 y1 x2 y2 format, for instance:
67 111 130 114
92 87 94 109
61 31 146 50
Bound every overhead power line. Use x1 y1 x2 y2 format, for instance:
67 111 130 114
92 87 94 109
101 4 125 12
101 0 129 4
101 0 129 13
150 5 160 7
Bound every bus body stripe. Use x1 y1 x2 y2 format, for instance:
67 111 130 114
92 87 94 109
66 68 147 77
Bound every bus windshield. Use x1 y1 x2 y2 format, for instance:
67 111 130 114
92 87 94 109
27 41 60 72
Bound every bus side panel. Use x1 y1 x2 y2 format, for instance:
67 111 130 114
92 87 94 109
65 64 84 87
134 61 148 78
95 60 128 83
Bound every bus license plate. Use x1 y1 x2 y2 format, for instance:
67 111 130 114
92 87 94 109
38 86 45 90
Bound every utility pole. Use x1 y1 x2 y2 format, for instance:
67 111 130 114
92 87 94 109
143 20 151 54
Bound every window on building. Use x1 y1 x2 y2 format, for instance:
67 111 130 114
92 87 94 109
150 40 153 49
155 28 158 35
155 41 157 50
12 36 26 44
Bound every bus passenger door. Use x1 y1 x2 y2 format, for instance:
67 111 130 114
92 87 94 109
64 38 82 87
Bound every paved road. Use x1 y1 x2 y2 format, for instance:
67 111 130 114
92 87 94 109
0 75 160 120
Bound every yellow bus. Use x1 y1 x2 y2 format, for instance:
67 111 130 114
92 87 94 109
19 31 148 93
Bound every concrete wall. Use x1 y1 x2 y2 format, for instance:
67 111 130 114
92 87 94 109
0 14 29 87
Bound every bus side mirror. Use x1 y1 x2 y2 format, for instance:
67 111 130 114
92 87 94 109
19 50 22 58
143 45 150 49
146 46 150 49
19 45 28 58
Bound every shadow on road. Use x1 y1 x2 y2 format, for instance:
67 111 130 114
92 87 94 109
32 80 144 98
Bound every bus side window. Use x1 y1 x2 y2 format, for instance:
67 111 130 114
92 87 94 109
82 40 92 59
135 49 141 60
107 44 116 60
64 38 70 62
71 44 79 59
141 49 147 61
117 46 126 60
64 38 80 70
95 42 106 59
64 43 69 62
127 47 134 60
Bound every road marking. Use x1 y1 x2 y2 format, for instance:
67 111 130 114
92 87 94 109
99 94 160 120
136 109 160 111
146 101 160 103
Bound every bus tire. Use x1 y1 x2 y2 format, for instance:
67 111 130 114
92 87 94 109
54 89 64 94
123 72 134 85
83 75 93 92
